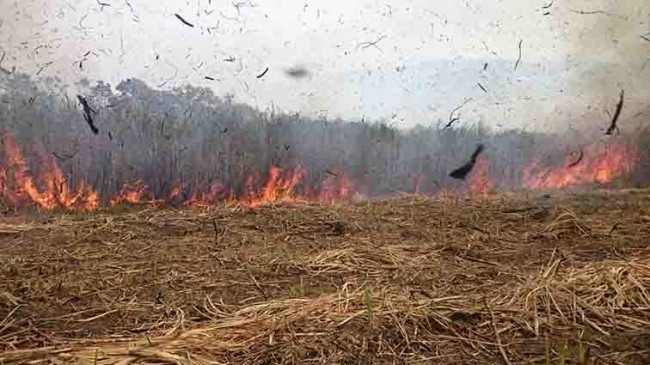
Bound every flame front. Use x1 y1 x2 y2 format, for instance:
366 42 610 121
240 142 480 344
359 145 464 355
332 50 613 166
0 132 640 211
523 142 637 190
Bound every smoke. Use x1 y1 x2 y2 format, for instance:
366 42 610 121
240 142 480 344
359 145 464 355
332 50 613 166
0 72 646 208
561 0 650 133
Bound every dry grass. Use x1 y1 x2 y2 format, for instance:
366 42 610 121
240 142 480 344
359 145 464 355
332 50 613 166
0 190 649 364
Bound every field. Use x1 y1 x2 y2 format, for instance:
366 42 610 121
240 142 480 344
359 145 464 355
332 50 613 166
0 191 649 364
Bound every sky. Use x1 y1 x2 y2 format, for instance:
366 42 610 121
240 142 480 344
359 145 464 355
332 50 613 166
0 0 649 131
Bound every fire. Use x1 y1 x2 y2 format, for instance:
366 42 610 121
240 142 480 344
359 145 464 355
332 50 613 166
110 180 151 205
0 132 640 211
0 133 99 210
319 170 355 201
523 142 637 189
467 157 494 195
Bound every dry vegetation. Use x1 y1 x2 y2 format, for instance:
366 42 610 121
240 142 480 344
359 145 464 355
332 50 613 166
0 190 649 364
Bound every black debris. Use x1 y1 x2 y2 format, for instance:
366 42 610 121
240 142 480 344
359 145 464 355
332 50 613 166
543 11 551 16
224 56 236 62
443 117 460 130
357 35 387 50
542 1 553 9
477 82 488 93
447 98 472 129
96 0 110 7
450 144 485 180
77 95 99 135
325 169 339 177
514 39 523 70
174 14 194 27
52 150 78 160
108 132 113 140
220 127 228 134
284 144 290 151
256 67 269 79
285 66 309 78
642 34 650 43
605 90 624 135
567 149 584 168
569 9 608 15
483 62 488 70
124 0 134 12
204 76 216 80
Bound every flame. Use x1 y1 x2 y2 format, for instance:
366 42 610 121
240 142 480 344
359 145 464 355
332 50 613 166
467 157 494 195
0 132 640 211
319 170 355 201
0 133 99 210
110 180 152 205
523 142 637 189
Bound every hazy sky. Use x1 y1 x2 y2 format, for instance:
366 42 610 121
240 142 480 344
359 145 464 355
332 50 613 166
1 0 649 130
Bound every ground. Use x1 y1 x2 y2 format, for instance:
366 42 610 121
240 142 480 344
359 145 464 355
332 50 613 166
0 190 649 364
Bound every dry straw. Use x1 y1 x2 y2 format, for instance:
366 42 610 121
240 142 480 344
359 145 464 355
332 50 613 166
0 191 649 364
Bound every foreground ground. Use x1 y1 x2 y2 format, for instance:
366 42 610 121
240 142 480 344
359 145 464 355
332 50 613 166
0 190 649 364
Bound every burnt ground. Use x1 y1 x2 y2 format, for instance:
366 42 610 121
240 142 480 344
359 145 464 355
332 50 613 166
0 190 649 364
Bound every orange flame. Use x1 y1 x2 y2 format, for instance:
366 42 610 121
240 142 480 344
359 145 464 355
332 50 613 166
523 142 637 189
0 133 99 210
467 157 494 195
0 133 640 211
110 180 151 205
319 170 355 201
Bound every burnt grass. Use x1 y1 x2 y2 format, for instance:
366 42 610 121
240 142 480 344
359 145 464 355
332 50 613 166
0 190 649 364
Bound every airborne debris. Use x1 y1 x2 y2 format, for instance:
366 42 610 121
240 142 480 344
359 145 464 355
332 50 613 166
96 0 110 9
483 62 488 71
285 66 309 78
446 98 472 129
232 1 256 15
567 148 584 168
256 67 269 79
325 169 339 177
450 144 485 180
77 95 99 135
477 82 488 93
224 56 236 62
443 117 460 130
124 0 134 13
174 14 194 27
357 35 387 51
204 76 216 81
514 39 523 70
569 9 609 15
605 90 624 135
